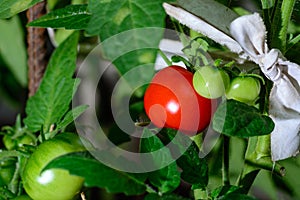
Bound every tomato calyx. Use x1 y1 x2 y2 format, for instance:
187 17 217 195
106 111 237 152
1 115 36 151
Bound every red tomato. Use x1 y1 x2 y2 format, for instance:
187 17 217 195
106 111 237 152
144 66 216 135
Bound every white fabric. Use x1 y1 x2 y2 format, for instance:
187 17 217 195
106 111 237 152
230 13 300 161
162 3 243 54
162 3 300 161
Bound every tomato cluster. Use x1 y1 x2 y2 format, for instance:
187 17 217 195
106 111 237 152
144 65 261 135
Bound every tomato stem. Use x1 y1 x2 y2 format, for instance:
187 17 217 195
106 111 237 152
237 135 285 193
242 73 266 85
8 156 21 195
222 135 230 186
158 50 172 66
193 188 209 199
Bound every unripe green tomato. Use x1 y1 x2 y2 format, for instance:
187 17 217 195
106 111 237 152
22 133 85 200
225 76 261 104
193 66 230 99
3 134 35 150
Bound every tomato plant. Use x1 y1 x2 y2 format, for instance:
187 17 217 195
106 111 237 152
144 65 216 135
193 66 230 99
22 133 85 200
226 76 261 104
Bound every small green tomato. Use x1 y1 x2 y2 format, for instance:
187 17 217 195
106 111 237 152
193 66 230 99
226 76 261 104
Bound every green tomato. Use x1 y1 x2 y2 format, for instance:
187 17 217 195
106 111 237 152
3 134 35 150
22 133 86 200
226 76 261 104
193 66 230 99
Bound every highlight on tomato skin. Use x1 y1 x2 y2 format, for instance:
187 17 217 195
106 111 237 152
144 65 217 135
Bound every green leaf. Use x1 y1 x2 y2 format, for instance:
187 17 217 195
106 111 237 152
44 152 147 195
107 123 131 146
56 105 89 131
0 16 27 86
0 186 15 199
140 128 181 194
182 37 210 67
86 0 167 36
27 4 91 30
161 129 208 189
219 193 258 200
0 0 43 19
260 0 275 9
86 0 167 89
211 185 242 199
176 0 238 35
144 193 191 200
212 100 275 138
24 32 79 133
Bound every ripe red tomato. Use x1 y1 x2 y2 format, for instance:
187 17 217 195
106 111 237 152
144 65 216 135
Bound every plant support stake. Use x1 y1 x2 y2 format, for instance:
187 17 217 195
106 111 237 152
26 1 49 97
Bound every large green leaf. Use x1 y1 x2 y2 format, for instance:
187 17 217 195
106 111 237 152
0 0 43 18
0 16 27 86
144 193 191 200
86 0 167 37
27 4 91 30
212 100 275 138
161 128 208 189
219 193 258 200
44 152 147 195
86 0 168 91
176 0 238 35
24 32 79 133
140 128 181 194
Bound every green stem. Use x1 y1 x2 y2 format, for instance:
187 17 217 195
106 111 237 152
270 0 296 52
286 33 300 51
222 135 230 186
158 50 172 66
238 135 285 193
280 0 296 53
193 188 208 200
8 157 21 194
145 184 157 194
